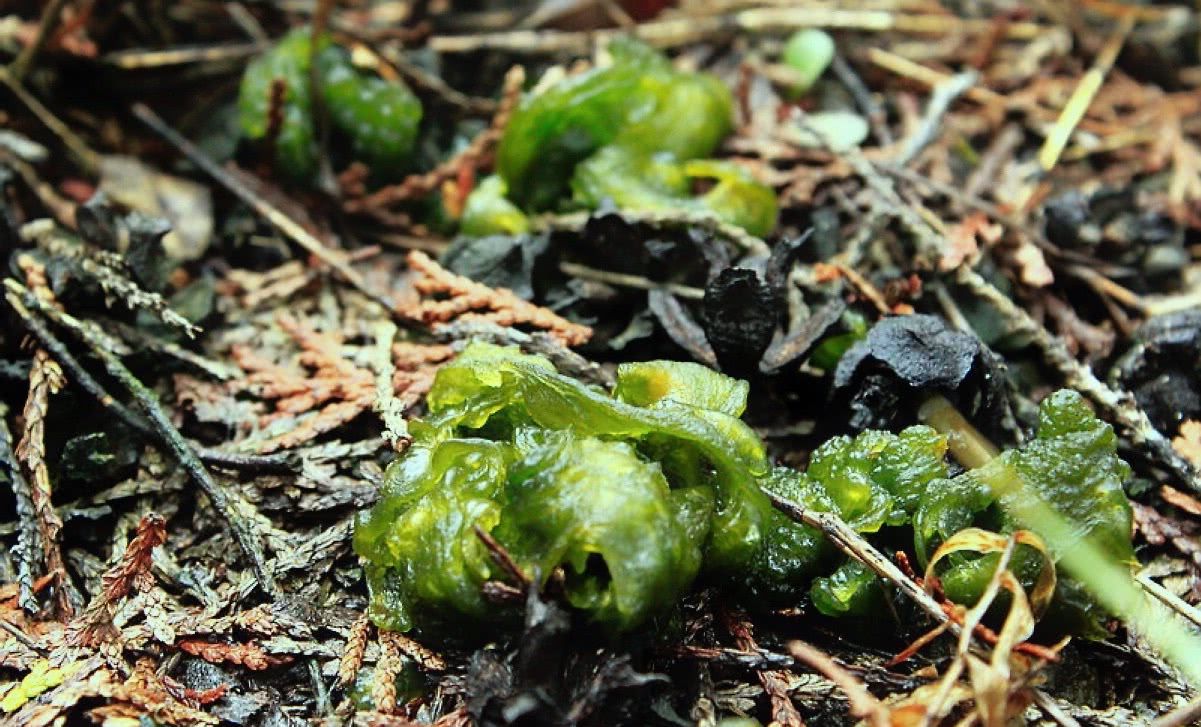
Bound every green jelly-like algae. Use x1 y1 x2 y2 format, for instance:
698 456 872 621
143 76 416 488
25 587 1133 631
355 344 1134 638
463 39 777 236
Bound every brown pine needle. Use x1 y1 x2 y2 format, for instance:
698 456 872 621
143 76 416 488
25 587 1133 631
1035 13 1137 175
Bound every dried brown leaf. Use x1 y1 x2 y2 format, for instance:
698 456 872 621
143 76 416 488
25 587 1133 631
940 212 1001 272
1172 421 1201 471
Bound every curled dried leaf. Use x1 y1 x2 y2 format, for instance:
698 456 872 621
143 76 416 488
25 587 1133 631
924 527 1056 618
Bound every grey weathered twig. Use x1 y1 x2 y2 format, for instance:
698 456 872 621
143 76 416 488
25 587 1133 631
830 54 892 146
7 0 70 81
100 42 266 69
764 492 955 631
894 70 977 166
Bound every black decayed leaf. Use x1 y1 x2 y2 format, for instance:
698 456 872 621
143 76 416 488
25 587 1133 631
76 192 175 291
571 212 727 281
1114 309 1201 432
442 234 552 300
124 211 174 292
701 268 779 376
76 192 121 250
832 314 1010 436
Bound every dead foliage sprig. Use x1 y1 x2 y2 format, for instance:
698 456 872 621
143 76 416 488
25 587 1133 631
177 638 293 671
20 219 201 337
338 613 373 689
15 311 73 618
14 255 73 619
370 630 403 714
68 513 166 647
342 65 525 221
229 313 449 453
398 251 592 346
720 609 803 727
88 657 220 725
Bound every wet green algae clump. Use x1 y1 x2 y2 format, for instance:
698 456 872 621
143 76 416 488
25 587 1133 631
354 344 1134 637
463 39 777 237
238 28 422 182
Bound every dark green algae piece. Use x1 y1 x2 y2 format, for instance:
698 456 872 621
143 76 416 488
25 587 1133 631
237 28 421 182
919 390 1135 636
354 345 1136 637
827 390 1135 635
